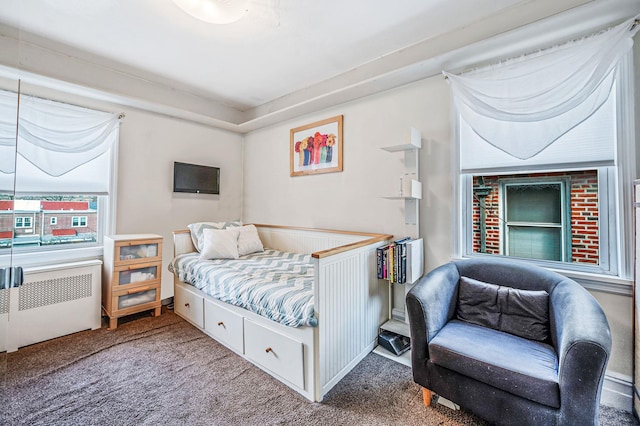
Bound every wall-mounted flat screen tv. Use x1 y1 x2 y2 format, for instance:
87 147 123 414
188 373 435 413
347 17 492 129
173 161 220 194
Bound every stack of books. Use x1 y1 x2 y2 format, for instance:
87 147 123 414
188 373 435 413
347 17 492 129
376 237 423 284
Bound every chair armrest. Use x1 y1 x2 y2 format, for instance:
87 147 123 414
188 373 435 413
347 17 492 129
406 262 460 367
551 280 611 424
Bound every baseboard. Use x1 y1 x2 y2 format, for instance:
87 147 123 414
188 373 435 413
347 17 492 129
601 372 633 412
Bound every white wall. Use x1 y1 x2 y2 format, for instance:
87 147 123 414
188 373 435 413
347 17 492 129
245 77 450 253
115 110 243 298
243 76 452 313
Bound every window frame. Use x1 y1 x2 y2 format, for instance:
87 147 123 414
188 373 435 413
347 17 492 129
71 216 88 228
14 216 33 229
500 177 571 262
453 53 635 282
0 150 117 268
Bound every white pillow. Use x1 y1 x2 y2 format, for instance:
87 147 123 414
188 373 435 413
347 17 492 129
199 227 241 260
237 225 264 256
188 220 242 252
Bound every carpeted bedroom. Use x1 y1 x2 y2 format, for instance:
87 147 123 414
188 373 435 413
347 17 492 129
1 309 636 426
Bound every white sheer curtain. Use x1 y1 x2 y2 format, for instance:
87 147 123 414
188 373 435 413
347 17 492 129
444 16 639 161
0 90 120 193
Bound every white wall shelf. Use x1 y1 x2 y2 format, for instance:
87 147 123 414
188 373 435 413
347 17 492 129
381 127 422 238
381 128 422 152
378 127 425 365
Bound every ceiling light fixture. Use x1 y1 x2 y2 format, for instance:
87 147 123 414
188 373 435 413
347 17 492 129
173 0 250 25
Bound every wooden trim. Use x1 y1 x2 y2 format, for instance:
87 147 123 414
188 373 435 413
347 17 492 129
311 234 392 259
173 225 392 260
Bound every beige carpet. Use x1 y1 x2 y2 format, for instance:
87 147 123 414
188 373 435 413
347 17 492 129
0 309 636 425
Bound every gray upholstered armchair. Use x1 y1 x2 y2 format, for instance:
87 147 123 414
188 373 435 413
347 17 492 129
406 258 611 426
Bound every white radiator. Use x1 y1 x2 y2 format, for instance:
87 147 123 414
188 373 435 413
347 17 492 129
0 259 102 352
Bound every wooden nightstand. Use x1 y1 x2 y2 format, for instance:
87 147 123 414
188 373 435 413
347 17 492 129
102 234 163 329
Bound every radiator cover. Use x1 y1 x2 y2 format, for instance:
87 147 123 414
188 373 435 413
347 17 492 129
0 259 102 352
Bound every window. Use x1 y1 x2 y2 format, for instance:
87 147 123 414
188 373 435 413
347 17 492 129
0 90 119 260
504 181 566 261
450 19 636 278
72 216 88 227
14 216 32 228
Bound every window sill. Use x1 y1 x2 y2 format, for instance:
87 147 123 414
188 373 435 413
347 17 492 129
547 267 632 296
454 255 633 297
1 245 103 268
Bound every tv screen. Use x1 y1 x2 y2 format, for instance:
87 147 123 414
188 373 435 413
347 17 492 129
173 162 220 194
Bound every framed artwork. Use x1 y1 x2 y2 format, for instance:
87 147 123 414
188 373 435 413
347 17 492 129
290 115 343 176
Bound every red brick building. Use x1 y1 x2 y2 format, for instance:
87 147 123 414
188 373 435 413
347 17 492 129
472 170 599 264
0 200 97 247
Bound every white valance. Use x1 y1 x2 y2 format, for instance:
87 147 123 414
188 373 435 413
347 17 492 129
445 16 639 161
0 89 120 193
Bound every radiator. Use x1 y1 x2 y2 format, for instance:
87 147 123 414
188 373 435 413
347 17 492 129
0 259 102 352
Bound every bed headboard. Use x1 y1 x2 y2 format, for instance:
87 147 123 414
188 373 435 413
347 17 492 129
172 229 196 256
172 224 391 258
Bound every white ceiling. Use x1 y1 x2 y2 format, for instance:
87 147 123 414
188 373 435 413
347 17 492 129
0 0 638 131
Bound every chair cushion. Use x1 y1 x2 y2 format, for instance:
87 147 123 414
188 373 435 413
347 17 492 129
429 319 559 408
457 276 550 341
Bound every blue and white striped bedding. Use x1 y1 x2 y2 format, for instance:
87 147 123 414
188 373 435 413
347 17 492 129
168 249 317 327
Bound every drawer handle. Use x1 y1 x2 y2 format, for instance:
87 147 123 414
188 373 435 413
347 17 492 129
265 347 273 354
217 321 224 327
184 302 190 308
127 287 149 294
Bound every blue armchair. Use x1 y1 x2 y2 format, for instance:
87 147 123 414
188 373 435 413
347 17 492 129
406 258 611 426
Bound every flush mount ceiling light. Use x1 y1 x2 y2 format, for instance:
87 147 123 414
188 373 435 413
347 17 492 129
173 0 250 24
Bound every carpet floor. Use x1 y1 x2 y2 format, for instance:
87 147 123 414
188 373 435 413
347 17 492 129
0 309 637 425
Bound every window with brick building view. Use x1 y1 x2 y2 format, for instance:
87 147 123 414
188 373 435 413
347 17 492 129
0 196 98 249
451 20 636 278
472 171 599 265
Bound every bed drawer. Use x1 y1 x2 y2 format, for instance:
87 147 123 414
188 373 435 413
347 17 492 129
244 319 304 389
174 284 204 328
204 300 244 354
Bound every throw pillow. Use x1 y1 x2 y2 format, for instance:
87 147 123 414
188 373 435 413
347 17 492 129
456 276 550 342
199 227 241 260
499 286 550 342
188 220 242 252
237 225 264 256
457 276 501 330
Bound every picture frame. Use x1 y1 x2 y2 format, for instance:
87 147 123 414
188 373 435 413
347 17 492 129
290 115 343 176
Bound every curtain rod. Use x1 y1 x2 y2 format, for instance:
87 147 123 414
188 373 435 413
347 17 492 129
443 17 640 81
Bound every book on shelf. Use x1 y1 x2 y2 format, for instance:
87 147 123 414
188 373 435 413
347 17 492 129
376 237 423 284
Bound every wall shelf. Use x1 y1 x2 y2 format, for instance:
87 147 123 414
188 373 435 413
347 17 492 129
378 127 425 365
381 127 422 237
380 128 422 152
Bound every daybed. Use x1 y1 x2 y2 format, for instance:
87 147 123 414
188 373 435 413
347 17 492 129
170 223 392 402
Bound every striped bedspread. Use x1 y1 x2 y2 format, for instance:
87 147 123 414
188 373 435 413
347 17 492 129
168 249 317 327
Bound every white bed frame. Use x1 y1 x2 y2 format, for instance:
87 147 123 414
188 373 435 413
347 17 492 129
172 224 392 402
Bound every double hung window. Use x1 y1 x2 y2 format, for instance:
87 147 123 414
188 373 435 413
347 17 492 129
450 18 637 277
0 90 119 259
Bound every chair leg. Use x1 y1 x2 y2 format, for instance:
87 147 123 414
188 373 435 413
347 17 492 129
422 388 433 406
